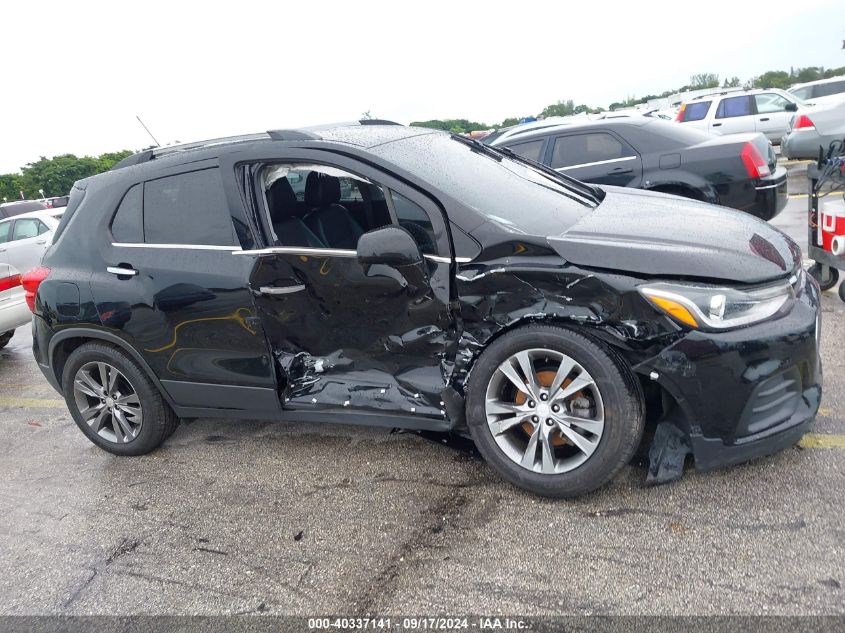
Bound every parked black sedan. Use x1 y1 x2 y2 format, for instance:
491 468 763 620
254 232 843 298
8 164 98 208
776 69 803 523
29 123 819 498
484 117 788 220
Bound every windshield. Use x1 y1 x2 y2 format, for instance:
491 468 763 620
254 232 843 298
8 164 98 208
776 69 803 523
371 132 596 236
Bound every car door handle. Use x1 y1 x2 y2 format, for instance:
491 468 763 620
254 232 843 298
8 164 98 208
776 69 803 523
711 123 722 127
759 117 770 122
607 167 633 175
36 239 47 245
259 284 305 295
106 265 138 276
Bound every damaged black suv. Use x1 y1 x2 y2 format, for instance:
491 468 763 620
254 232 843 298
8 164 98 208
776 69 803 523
28 122 821 497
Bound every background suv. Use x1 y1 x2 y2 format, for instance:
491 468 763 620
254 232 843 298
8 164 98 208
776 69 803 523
676 88 805 143
788 75 845 106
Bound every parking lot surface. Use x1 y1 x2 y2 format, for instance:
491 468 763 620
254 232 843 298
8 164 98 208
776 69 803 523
1 196 843 616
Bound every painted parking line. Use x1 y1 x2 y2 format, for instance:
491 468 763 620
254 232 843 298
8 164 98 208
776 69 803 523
0 396 65 408
798 433 845 449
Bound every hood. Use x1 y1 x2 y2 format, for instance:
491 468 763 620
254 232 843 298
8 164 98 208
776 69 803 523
549 187 799 284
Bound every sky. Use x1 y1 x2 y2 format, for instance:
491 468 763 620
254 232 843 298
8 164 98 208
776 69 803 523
1 0 843 173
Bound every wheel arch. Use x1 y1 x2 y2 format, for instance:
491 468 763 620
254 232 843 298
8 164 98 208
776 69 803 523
48 329 177 410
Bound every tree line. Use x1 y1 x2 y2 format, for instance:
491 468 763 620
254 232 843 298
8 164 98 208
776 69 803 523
0 151 133 202
411 65 845 133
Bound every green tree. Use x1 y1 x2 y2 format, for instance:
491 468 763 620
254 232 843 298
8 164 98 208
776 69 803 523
540 99 576 118
752 70 791 89
690 73 720 89
793 66 823 83
722 76 741 88
18 150 134 197
0 173 25 202
409 119 488 133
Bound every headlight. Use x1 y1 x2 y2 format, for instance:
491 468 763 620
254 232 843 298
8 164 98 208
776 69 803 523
639 280 794 330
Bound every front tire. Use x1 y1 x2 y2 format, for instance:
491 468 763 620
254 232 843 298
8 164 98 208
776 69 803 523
465 325 644 498
0 330 13 350
62 342 178 455
808 263 839 292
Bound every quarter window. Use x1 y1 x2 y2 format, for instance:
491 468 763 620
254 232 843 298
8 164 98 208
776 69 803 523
11 218 48 241
111 184 143 243
815 81 845 98
754 93 790 114
507 139 546 162
391 191 437 255
551 133 634 169
680 101 711 122
716 96 752 119
143 168 236 246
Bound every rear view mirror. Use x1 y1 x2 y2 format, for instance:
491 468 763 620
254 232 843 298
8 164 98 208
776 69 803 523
784 102 798 112
357 226 423 267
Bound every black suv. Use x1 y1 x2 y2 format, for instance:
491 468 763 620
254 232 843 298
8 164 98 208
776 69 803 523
29 123 821 497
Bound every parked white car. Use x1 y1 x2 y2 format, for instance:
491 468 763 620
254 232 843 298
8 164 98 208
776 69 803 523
788 76 845 107
676 88 806 143
0 209 64 348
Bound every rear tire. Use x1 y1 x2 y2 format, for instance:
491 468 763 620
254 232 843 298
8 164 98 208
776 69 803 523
808 263 839 291
62 342 178 456
465 324 645 498
838 279 845 303
0 330 13 350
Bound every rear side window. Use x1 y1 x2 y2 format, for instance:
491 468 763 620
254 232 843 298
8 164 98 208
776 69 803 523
143 168 235 246
12 218 48 240
815 80 845 98
790 87 811 100
716 96 752 119
0 221 9 243
551 133 634 169
111 184 143 242
680 101 711 122
507 139 546 162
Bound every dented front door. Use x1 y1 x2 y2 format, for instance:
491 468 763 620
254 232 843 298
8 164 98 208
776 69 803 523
248 248 456 419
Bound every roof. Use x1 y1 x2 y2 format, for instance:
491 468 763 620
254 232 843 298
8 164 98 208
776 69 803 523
111 120 431 171
487 115 651 145
0 208 63 223
688 87 790 102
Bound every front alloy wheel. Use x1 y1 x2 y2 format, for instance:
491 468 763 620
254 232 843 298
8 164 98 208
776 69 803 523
485 349 604 474
73 361 143 444
466 325 644 498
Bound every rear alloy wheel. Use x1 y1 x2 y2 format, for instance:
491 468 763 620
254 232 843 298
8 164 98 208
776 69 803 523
466 325 644 498
0 330 13 350
72 361 143 444
62 342 178 455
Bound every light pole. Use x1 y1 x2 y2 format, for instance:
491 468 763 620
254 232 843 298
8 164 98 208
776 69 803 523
38 188 45 200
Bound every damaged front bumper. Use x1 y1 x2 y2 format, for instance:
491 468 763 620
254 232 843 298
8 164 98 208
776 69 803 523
638 276 822 477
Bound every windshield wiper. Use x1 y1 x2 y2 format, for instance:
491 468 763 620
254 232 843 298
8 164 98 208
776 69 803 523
450 133 503 161
490 144 606 205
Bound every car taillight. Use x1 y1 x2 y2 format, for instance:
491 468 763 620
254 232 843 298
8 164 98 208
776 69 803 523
793 114 815 130
740 143 771 179
21 266 50 313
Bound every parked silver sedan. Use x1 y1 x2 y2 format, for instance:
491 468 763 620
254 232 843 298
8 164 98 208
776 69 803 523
781 97 845 160
0 209 64 348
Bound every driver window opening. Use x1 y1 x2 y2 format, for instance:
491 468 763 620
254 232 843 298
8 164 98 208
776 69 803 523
260 164 438 255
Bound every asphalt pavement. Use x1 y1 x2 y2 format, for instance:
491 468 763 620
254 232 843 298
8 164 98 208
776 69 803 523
0 192 843 617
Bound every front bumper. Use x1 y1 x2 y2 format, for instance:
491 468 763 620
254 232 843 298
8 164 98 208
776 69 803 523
636 276 822 471
749 166 788 221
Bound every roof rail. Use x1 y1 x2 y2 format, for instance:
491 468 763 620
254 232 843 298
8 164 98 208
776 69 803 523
267 129 321 141
359 119 402 126
111 149 155 170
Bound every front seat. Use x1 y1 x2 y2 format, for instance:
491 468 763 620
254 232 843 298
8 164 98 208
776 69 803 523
266 177 324 248
302 172 364 250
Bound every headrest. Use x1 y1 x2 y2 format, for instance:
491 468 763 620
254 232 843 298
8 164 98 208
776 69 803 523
305 172 341 208
267 177 298 222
